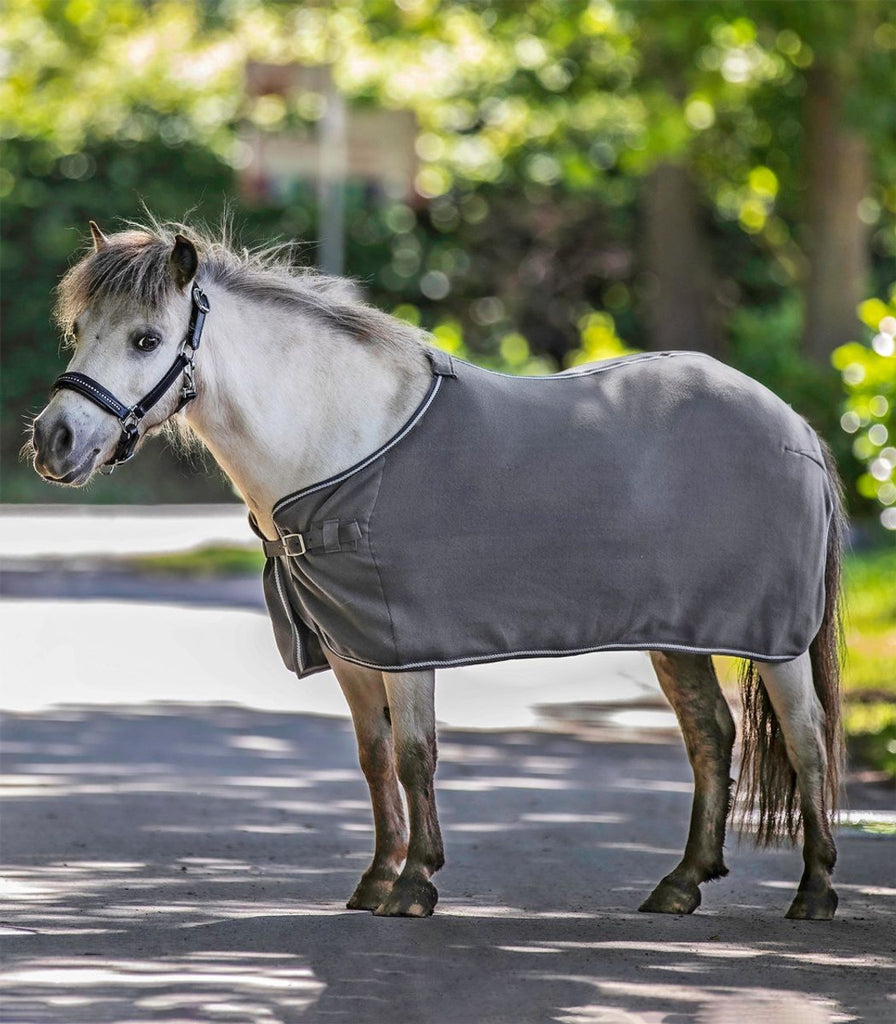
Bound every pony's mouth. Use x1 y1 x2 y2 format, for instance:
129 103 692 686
38 448 101 486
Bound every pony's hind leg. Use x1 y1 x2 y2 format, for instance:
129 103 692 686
375 669 444 917
756 653 838 920
327 654 409 911
639 651 736 915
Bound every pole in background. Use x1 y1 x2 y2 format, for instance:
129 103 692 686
317 67 347 277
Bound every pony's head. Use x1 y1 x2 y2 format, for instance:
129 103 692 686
32 222 202 484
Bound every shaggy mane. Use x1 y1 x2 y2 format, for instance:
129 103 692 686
55 217 427 353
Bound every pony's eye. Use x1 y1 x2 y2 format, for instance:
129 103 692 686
133 333 161 353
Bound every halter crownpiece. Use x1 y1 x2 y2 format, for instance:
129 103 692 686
52 283 210 472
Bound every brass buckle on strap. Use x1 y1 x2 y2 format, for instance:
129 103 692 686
281 532 307 557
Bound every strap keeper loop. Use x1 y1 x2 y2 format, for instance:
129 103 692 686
262 520 361 558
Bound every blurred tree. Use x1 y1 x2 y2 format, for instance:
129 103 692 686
632 1 729 356
1 0 894 514
730 1 885 365
641 160 722 355
802 59 869 365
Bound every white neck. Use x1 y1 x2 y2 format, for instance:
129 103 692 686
182 283 431 538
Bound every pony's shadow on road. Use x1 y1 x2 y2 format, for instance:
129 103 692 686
1 705 892 1023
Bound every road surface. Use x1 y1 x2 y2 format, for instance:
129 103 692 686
1 701 894 1023
1 511 894 1022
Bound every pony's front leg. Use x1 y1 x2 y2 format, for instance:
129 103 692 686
640 652 736 915
326 653 408 911
375 668 444 917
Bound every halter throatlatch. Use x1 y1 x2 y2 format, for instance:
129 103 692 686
52 284 210 472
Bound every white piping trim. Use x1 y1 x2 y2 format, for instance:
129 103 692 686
458 350 702 382
310 630 805 676
271 351 706 518
273 375 444 518
272 557 302 670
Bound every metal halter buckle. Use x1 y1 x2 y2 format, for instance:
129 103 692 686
191 283 211 315
180 361 197 405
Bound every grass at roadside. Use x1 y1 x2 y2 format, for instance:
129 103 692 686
842 546 896 694
135 542 895 776
133 545 265 575
841 546 896 777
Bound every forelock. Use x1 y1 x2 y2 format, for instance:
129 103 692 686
55 230 177 336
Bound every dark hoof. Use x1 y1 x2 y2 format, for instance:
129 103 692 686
639 877 701 915
785 886 838 921
346 874 396 912
374 875 438 918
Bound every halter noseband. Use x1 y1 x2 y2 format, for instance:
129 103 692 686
52 284 210 473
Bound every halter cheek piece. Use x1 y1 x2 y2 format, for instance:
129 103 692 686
52 284 210 472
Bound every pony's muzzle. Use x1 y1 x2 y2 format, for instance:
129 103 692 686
32 408 100 484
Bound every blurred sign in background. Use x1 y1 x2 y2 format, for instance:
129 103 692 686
241 60 418 273
241 61 417 206
1 0 894 530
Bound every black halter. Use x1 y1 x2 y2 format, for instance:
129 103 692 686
52 284 210 472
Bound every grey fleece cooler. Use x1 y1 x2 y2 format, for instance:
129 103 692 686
255 349 833 678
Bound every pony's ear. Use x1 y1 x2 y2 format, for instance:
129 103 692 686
169 234 199 290
89 220 108 251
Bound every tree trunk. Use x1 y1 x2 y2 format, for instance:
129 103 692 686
641 161 722 356
802 64 869 363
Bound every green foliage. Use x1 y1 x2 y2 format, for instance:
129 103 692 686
845 703 896 779
133 544 265 575
566 310 637 367
833 286 896 529
843 546 896 694
728 297 837 427
840 545 896 777
0 0 241 158
2 0 895 507
0 136 239 501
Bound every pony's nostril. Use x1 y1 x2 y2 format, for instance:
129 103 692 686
32 416 50 455
48 422 74 460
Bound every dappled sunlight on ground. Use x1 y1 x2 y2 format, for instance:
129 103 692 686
1 705 893 1022
551 987 844 1024
3 952 325 1022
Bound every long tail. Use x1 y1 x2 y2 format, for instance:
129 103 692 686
735 439 845 845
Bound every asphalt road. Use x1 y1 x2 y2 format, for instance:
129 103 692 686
1 565 894 1022
2 704 895 1023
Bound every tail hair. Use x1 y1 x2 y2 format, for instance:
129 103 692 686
735 439 845 845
